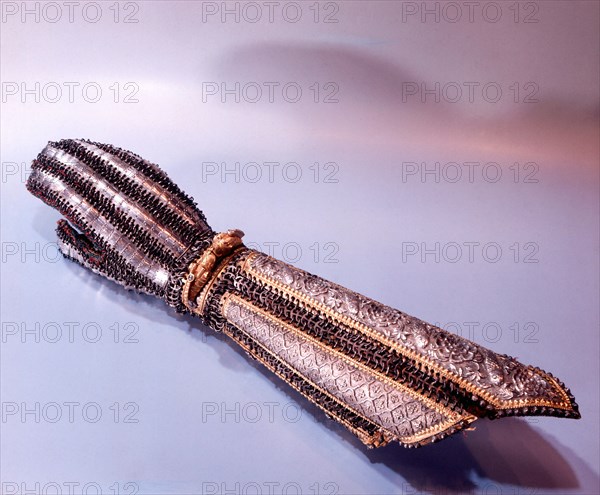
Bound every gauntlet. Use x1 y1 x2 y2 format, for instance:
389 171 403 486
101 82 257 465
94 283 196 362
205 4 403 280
26 139 580 448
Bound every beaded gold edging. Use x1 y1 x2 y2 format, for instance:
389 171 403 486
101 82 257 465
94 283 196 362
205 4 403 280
240 252 574 413
219 312 392 447
221 292 476 446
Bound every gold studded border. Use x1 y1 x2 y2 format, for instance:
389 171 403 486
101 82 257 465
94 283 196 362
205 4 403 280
240 252 573 412
221 292 475 446
220 294 393 448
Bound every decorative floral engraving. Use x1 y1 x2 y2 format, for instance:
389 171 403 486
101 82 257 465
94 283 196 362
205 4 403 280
247 253 570 410
223 294 466 444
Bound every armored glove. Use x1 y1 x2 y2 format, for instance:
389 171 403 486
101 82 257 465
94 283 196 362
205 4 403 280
26 139 580 448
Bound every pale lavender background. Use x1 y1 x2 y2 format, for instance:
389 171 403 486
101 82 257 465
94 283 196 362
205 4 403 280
1 1 598 494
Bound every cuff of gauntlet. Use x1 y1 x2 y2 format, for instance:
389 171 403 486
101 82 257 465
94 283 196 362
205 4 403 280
178 248 580 448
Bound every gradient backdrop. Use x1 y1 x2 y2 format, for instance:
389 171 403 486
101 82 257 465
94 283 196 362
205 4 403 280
1 1 599 494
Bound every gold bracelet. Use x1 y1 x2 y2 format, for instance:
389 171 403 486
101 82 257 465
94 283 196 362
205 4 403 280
181 229 245 314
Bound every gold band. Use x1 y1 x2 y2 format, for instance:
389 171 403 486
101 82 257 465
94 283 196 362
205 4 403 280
181 229 245 314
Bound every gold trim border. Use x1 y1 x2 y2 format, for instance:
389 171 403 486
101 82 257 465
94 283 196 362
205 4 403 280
221 297 392 448
241 252 573 412
222 292 475 446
